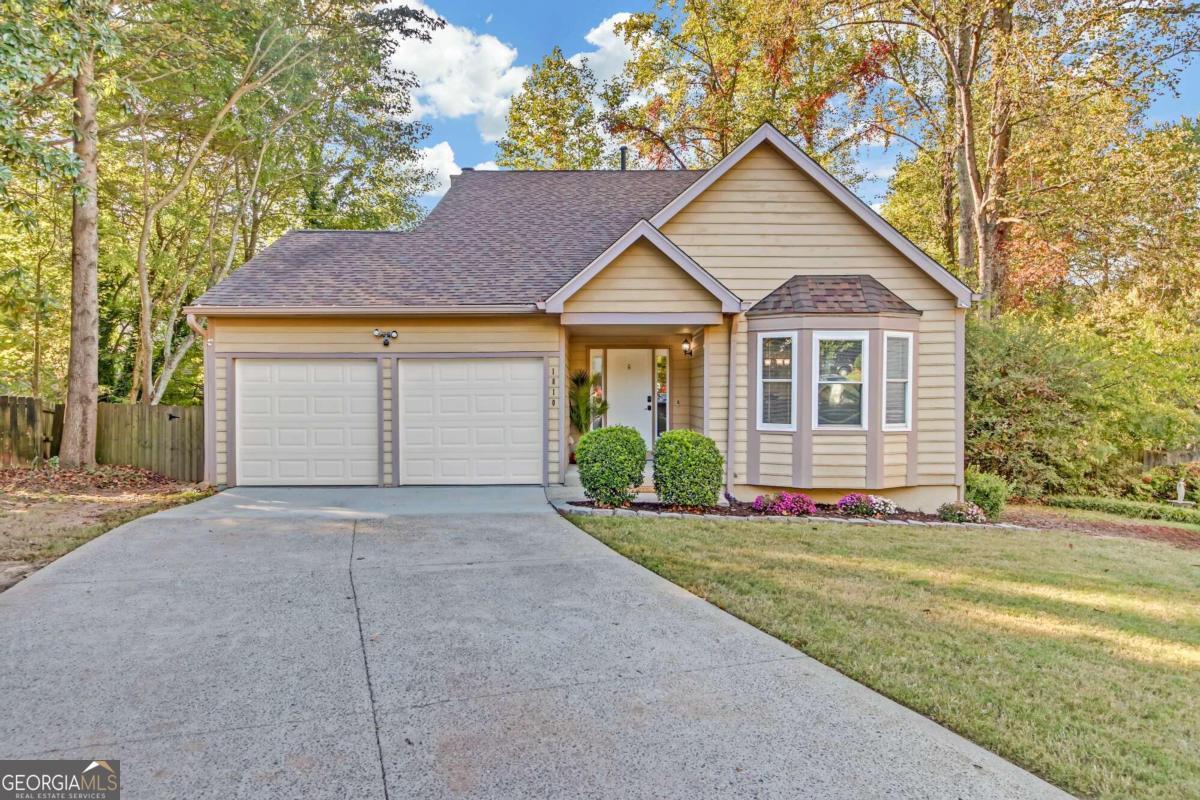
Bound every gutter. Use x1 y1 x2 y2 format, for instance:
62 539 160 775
726 314 739 497
181 304 541 317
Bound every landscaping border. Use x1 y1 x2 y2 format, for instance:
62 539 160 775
549 499 1032 530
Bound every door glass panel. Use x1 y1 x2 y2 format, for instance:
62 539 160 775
589 349 605 429
654 349 669 438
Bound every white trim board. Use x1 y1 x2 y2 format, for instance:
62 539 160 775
543 219 741 314
649 123 974 309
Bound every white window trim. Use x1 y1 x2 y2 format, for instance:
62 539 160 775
883 331 913 432
812 330 869 431
756 331 797 432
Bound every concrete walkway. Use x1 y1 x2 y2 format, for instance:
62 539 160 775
0 487 1070 799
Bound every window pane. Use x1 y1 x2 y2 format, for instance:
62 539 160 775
761 337 792 380
886 381 907 425
762 382 792 426
886 336 909 380
819 339 863 382
589 350 604 429
655 351 669 437
817 383 862 426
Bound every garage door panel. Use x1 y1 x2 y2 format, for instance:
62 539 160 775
236 359 378 486
399 358 542 485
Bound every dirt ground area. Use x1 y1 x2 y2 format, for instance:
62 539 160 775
1004 504 1200 549
0 465 210 591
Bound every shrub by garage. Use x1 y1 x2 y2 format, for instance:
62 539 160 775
576 426 647 507
653 430 724 508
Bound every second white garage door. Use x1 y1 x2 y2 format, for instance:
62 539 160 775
399 358 543 484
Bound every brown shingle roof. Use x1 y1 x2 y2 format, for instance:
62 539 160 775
746 275 920 316
191 169 704 308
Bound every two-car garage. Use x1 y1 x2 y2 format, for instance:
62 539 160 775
233 357 544 486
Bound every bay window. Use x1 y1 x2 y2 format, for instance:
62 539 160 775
757 332 796 431
813 332 867 429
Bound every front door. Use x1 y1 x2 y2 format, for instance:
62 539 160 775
605 348 654 449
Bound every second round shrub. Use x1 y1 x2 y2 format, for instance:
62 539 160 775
653 430 724 508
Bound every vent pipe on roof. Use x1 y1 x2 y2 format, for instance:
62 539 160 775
619 145 627 171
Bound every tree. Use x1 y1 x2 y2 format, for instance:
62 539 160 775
600 0 889 175
824 0 1200 312
0 0 440 433
497 47 606 170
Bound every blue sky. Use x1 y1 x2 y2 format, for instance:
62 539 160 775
398 1 1200 209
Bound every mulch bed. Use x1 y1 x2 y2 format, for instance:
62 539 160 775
0 464 189 495
1002 506 1200 550
567 499 941 523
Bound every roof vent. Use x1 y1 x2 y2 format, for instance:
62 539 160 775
460 167 474 171
619 145 628 171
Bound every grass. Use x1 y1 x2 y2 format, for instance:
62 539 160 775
9 491 209 562
570 515 1200 800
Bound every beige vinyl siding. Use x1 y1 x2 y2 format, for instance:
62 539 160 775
212 315 560 353
702 319 729 464
883 433 908 487
759 433 793 485
663 142 960 488
381 359 393 486
548 355 561 483
563 240 721 313
811 434 867 488
565 333 694 444
214 355 229 484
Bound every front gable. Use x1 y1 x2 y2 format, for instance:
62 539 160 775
652 125 973 311
543 220 741 317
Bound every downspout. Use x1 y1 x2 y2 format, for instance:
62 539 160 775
726 314 739 498
188 313 216 486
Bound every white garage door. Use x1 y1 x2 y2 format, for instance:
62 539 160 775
399 358 543 484
236 359 378 486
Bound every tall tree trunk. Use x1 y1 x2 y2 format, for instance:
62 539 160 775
975 3 1014 312
60 52 100 468
951 21 977 286
32 254 43 397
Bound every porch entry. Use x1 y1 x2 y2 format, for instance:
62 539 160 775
593 347 670 450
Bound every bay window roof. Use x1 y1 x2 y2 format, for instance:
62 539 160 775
746 275 920 317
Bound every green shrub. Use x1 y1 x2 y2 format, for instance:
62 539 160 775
575 426 647 507
1047 495 1200 526
1127 463 1200 504
965 467 1010 519
652 430 724 508
937 501 988 524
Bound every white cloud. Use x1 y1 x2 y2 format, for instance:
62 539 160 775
418 141 461 197
472 160 499 171
485 13 493 23
569 12 634 85
390 2 529 142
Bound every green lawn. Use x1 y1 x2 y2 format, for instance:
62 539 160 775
570 515 1200 800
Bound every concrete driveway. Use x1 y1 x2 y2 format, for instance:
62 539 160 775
0 487 1069 799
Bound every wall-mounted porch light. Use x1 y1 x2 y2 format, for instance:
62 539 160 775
373 328 398 347
681 337 694 357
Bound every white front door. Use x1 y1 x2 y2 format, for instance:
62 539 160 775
605 348 653 449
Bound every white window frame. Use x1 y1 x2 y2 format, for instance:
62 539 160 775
756 331 797 432
812 330 869 431
882 331 913 432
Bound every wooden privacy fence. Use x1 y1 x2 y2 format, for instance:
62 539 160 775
0 396 204 482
